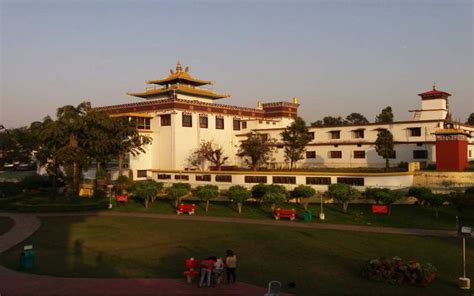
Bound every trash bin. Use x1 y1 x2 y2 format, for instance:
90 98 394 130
304 209 313 222
20 245 35 270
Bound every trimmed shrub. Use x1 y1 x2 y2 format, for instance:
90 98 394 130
291 185 316 209
251 184 287 203
327 183 360 212
362 256 437 287
262 192 286 210
167 183 190 207
227 185 251 214
195 185 219 212
365 188 403 215
130 180 164 208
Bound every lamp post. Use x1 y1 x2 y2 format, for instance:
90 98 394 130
319 192 325 220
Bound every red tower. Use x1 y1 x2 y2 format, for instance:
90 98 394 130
434 122 470 171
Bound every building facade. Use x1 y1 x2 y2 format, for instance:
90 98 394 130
94 62 474 177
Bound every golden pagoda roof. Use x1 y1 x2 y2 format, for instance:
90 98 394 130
146 61 213 86
127 84 230 100
433 128 471 136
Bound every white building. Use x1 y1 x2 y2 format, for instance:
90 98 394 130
94 62 474 178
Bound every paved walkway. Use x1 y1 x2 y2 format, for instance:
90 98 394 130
0 210 457 295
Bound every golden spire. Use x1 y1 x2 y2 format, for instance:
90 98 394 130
176 61 183 73
292 96 298 104
257 100 263 109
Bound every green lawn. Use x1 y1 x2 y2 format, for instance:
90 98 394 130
111 198 474 230
2 216 472 295
0 216 14 235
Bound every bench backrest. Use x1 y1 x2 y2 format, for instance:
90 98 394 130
179 204 196 210
275 209 296 215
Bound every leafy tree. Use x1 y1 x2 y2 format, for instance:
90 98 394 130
262 192 286 211
422 193 446 219
451 187 474 213
237 132 275 170
0 127 37 166
375 129 395 169
130 180 163 208
195 185 219 212
227 185 251 214
327 183 359 212
311 116 346 127
375 106 394 123
251 183 268 203
346 113 369 124
291 185 316 209
281 117 312 169
167 183 191 207
466 113 474 125
365 188 403 215
192 140 228 171
407 186 433 200
114 175 131 195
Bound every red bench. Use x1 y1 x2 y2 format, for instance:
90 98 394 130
371 204 388 214
183 258 201 283
274 208 296 221
116 194 128 203
177 204 196 215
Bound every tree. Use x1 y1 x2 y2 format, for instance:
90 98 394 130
365 188 403 215
237 132 275 170
346 113 369 125
327 183 359 212
375 106 394 123
311 116 346 127
281 117 312 169
422 193 446 219
375 129 395 169
167 183 191 207
195 185 219 212
192 140 228 171
291 185 316 210
129 180 163 208
263 192 286 211
0 127 37 166
467 113 474 125
227 185 251 214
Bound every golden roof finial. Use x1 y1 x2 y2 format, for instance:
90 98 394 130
433 82 436 90
292 96 298 104
176 61 182 73
257 100 263 109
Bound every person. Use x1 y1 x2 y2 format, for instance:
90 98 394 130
199 257 215 288
213 258 225 284
225 249 237 284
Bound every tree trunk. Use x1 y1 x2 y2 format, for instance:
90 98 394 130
118 153 124 177
302 200 309 210
388 204 392 216
94 160 101 190
175 199 179 208
69 134 79 193
435 208 439 219
206 200 210 212
252 163 258 171
144 198 149 208
237 202 242 214
343 201 348 212
385 158 389 171
271 203 276 211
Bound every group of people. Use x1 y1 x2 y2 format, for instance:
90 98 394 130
198 249 237 288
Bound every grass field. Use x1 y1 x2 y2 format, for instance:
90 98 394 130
111 198 474 230
1 216 472 295
0 216 14 235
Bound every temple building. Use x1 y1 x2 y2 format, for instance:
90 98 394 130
94 62 474 178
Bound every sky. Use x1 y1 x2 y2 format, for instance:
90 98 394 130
1 0 473 128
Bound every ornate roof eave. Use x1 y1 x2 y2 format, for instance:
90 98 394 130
146 75 213 86
127 85 230 100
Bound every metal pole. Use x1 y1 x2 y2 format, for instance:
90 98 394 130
463 237 466 278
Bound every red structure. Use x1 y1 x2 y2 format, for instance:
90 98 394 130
434 126 470 172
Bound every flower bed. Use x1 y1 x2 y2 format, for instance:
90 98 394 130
362 256 437 286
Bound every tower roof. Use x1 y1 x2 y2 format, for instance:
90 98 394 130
146 61 213 86
418 84 451 98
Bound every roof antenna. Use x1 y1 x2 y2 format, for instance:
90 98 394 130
433 82 436 91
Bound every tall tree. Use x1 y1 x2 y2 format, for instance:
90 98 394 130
375 106 394 123
467 113 474 125
375 129 395 169
311 116 346 127
0 127 36 166
192 140 228 171
237 132 275 170
281 117 312 169
346 113 369 124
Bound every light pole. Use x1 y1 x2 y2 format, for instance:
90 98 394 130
319 192 325 220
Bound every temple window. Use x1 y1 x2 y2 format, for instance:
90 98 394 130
161 114 171 126
353 151 366 159
199 115 208 128
242 121 247 129
133 117 151 130
413 150 428 159
329 151 342 158
409 127 422 137
233 119 241 131
329 130 340 139
306 177 331 185
273 176 296 184
306 151 316 159
216 117 224 129
352 129 365 139
182 113 192 127
308 132 315 140
337 177 364 186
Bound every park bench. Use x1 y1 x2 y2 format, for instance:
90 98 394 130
274 208 296 221
371 204 388 214
183 258 201 283
116 194 128 203
177 203 196 215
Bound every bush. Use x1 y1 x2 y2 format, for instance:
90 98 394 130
327 183 360 212
227 185 251 214
195 185 219 212
20 175 52 190
251 184 287 202
130 180 164 208
365 188 403 214
0 182 22 198
167 183 190 207
291 185 316 209
407 187 432 202
262 192 286 210
362 256 437 287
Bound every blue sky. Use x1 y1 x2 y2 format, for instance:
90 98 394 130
1 0 472 127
